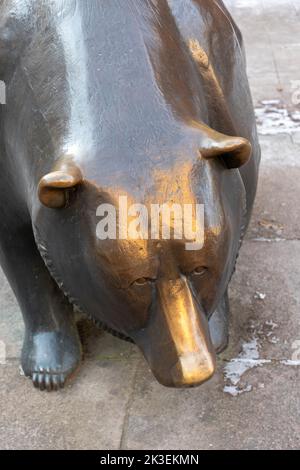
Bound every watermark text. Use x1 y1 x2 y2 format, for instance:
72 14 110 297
96 197 205 251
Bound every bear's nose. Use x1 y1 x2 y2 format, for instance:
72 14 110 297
132 275 216 388
171 352 215 387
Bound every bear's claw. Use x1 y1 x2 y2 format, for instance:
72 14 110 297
32 369 67 391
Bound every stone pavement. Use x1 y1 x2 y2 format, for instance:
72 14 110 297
0 0 299 450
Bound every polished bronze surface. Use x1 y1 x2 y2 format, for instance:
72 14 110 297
0 0 260 390
38 157 83 208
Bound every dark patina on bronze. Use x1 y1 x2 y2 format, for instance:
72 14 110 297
0 1 260 391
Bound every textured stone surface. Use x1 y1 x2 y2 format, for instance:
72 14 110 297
0 0 299 450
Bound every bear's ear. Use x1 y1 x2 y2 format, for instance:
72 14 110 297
38 158 83 208
196 122 252 169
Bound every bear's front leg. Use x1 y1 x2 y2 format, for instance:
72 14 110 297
0 223 82 391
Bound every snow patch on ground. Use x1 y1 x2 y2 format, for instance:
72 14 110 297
281 360 300 366
255 100 300 135
223 328 300 397
223 338 271 397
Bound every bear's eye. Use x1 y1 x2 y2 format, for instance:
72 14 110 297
133 277 153 286
192 266 208 276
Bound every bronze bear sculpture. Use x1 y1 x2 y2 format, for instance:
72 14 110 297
0 0 260 390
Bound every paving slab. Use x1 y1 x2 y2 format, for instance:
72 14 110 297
247 165 300 241
122 362 300 450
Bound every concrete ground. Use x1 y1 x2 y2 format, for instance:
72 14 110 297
0 0 299 450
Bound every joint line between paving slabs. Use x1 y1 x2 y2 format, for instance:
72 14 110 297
119 356 141 450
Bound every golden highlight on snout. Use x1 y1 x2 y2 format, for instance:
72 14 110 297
157 276 216 387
